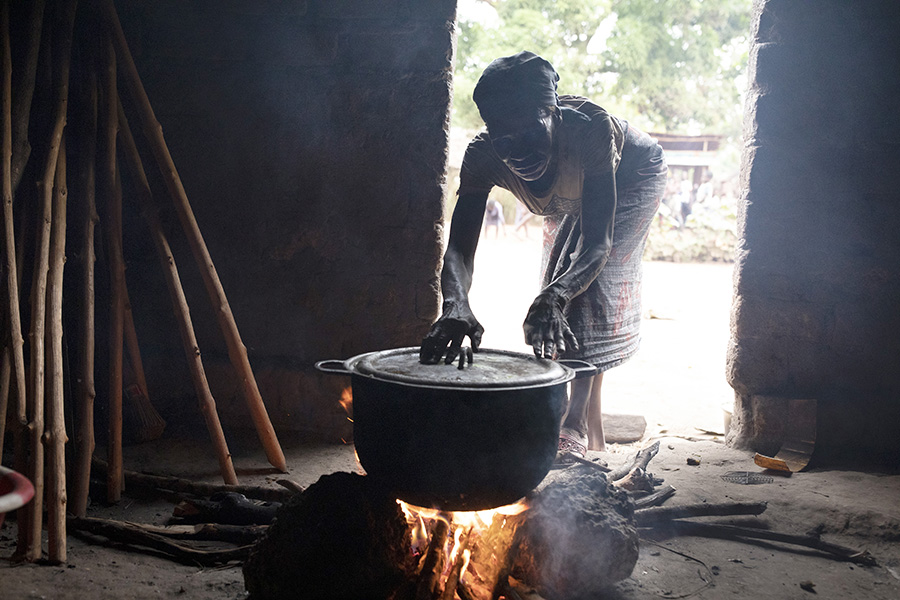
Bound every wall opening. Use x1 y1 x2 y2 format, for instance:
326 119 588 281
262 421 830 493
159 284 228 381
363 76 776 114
443 0 751 444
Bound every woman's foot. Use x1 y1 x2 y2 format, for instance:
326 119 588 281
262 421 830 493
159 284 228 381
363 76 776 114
558 427 588 458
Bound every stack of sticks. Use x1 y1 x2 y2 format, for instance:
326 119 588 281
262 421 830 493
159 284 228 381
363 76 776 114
0 0 286 564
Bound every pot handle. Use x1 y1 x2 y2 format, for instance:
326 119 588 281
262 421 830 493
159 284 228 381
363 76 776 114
558 359 598 380
315 360 352 376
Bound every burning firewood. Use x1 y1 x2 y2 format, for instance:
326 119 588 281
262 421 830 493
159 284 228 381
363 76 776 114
412 517 450 600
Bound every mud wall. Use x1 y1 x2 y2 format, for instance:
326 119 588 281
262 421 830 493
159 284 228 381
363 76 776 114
117 1 454 440
727 1 900 462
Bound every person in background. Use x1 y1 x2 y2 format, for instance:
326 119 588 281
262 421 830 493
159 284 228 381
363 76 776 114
420 51 666 456
513 199 536 238
483 196 507 238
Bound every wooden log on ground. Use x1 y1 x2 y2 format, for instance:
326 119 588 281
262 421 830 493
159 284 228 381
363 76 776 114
123 521 268 546
116 99 238 484
611 466 655 492
68 516 251 566
607 440 660 482
91 457 295 502
70 50 99 519
635 501 768 526
172 492 279 526
45 131 68 563
99 0 286 473
648 520 876 566
632 484 676 510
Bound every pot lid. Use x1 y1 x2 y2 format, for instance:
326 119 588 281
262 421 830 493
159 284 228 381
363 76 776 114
348 347 574 389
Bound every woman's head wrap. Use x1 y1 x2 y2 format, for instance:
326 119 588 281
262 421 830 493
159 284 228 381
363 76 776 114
472 51 559 124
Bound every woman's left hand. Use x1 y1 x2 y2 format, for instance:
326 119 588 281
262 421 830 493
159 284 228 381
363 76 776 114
523 292 579 359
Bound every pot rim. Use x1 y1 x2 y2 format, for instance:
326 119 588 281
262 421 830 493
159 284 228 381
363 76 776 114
317 346 596 391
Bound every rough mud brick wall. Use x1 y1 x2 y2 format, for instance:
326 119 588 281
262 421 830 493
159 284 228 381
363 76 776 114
727 1 900 462
117 0 454 440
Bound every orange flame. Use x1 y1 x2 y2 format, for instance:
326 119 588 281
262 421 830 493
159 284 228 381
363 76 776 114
398 499 530 597
339 386 353 421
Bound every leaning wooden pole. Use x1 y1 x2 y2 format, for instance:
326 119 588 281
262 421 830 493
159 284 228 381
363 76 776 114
117 101 238 485
9 0 44 194
46 132 69 563
70 54 99 519
100 0 286 472
1 0 27 459
98 35 123 503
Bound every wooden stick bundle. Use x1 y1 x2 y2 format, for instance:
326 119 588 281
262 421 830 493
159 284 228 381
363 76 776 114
99 0 286 473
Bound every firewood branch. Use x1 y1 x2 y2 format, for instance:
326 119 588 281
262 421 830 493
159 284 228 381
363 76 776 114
646 520 876 566
608 440 660 482
635 501 768 526
68 516 251 566
91 456 298 502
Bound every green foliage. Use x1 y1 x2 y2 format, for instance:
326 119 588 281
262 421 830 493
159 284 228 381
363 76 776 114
453 0 751 135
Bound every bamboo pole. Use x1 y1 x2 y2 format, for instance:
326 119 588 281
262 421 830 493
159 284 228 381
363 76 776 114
22 0 77 561
99 0 286 472
70 51 99 519
98 35 123 503
117 100 238 485
46 132 68 563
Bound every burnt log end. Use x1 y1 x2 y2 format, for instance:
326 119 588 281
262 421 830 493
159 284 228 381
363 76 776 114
510 464 639 599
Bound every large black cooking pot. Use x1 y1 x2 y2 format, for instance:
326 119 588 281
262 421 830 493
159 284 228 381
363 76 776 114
316 347 596 511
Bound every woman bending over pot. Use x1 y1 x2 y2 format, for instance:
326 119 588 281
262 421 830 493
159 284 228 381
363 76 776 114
420 51 666 455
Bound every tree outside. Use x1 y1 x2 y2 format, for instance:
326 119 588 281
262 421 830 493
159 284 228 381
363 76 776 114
448 0 752 262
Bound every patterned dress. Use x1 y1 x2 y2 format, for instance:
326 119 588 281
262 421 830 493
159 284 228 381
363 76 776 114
457 96 667 370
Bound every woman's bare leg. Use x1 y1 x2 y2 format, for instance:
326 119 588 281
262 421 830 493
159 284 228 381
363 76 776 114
586 372 605 451
561 372 605 452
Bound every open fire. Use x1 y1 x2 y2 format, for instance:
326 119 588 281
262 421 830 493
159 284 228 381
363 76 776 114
396 500 529 600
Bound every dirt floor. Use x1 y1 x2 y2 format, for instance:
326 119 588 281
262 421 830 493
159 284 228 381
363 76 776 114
2 232 899 599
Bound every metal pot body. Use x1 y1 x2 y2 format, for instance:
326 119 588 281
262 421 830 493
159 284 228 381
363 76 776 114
317 348 594 511
352 374 566 511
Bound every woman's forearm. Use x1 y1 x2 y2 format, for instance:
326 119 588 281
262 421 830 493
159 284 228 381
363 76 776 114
542 242 611 307
440 246 474 306
541 171 617 307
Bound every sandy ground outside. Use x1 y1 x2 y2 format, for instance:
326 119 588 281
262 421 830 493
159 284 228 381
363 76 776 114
466 226 735 438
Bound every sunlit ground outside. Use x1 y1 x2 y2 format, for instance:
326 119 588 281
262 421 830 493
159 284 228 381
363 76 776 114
463 227 734 442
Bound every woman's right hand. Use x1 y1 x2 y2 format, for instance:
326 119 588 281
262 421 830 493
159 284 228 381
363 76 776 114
419 301 484 364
